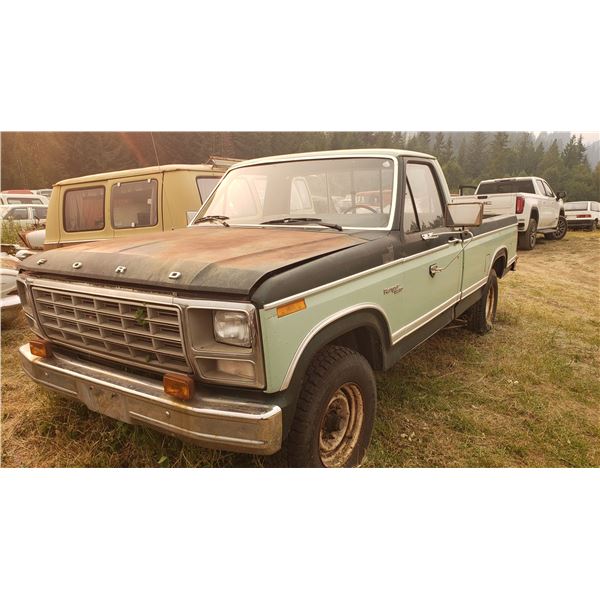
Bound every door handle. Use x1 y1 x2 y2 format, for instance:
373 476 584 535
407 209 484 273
429 264 442 277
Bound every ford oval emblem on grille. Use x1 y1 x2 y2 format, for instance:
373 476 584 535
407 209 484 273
168 271 181 280
72 262 82 269
115 265 127 274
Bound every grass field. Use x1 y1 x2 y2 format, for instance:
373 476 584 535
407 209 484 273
1 230 599 467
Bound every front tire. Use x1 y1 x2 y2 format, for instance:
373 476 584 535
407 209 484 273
287 345 376 468
518 218 537 250
551 215 568 240
467 270 498 334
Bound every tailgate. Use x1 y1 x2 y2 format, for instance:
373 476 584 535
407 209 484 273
475 193 516 216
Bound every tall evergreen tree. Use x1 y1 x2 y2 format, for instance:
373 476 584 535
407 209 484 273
432 132 445 157
465 132 488 180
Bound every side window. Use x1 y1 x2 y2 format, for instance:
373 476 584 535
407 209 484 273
406 163 444 230
64 187 105 232
542 180 555 197
403 185 419 233
111 179 158 229
196 176 220 203
592 202 600 212
537 180 552 197
7 207 28 219
33 207 47 219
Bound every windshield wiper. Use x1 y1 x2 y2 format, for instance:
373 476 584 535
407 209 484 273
260 217 343 231
194 215 230 227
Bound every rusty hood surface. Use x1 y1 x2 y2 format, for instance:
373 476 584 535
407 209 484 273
22 227 366 296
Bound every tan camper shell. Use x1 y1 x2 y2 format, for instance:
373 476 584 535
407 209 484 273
43 159 236 249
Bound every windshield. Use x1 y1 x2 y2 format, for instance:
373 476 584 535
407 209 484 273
192 157 396 230
564 202 588 211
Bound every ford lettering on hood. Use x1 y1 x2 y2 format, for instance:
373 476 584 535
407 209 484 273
21 227 366 297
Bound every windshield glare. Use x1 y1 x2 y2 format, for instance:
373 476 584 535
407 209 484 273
194 157 395 229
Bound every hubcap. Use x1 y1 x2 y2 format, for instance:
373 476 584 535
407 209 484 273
319 383 364 467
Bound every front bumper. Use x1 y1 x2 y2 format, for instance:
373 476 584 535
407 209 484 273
19 344 282 455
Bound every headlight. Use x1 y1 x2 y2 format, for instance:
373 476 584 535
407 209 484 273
213 310 251 347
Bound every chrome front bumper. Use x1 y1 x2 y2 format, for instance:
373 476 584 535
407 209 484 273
19 344 282 455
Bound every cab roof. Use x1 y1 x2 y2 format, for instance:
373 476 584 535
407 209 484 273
232 148 435 168
55 163 225 186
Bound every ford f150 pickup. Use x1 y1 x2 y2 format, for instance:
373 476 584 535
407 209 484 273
453 176 567 250
17 149 517 467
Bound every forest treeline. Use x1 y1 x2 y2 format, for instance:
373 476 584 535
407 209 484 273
1 131 599 202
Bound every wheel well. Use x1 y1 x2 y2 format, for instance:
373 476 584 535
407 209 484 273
492 252 507 279
329 325 385 371
289 309 390 393
530 207 539 223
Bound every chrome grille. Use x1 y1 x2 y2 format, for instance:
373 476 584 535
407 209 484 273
32 287 190 372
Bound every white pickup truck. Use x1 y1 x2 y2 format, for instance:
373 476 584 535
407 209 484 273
453 177 567 250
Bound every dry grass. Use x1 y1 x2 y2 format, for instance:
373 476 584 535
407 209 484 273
1 231 599 467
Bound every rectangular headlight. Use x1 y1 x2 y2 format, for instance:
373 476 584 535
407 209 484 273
213 310 251 347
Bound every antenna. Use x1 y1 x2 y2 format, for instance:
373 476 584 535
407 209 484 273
150 132 161 167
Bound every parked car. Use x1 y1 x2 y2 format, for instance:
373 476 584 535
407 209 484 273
452 177 567 250
0 204 48 228
564 201 600 230
28 159 236 251
32 189 53 199
0 193 48 206
0 252 21 323
17 149 517 467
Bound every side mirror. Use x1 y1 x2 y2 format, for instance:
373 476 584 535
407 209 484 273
557 191 566 199
444 202 483 228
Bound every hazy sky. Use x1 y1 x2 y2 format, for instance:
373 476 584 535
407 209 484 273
535 131 599 145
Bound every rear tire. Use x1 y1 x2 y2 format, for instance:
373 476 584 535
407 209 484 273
467 270 498 334
590 220 598 231
287 345 376 468
518 218 537 250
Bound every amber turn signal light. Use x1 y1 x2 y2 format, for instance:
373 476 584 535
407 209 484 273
163 373 195 401
30 339 51 358
276 298 306 318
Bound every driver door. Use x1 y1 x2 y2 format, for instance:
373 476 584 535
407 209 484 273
390 161 463 340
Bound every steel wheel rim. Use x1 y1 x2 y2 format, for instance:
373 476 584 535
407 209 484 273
530 227 536 246
485 284 495 325
556 218 566 237
319 383 364 467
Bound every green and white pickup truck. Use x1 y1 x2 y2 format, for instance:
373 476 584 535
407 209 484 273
17 149 517 467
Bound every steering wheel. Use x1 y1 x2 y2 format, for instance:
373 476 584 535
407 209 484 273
342 203 378 214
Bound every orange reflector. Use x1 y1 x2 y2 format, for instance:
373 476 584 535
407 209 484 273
276 298 306 318
163 373 195 402
30 339 51 358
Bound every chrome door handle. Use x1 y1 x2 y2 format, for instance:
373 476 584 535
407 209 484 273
429 264 442 277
